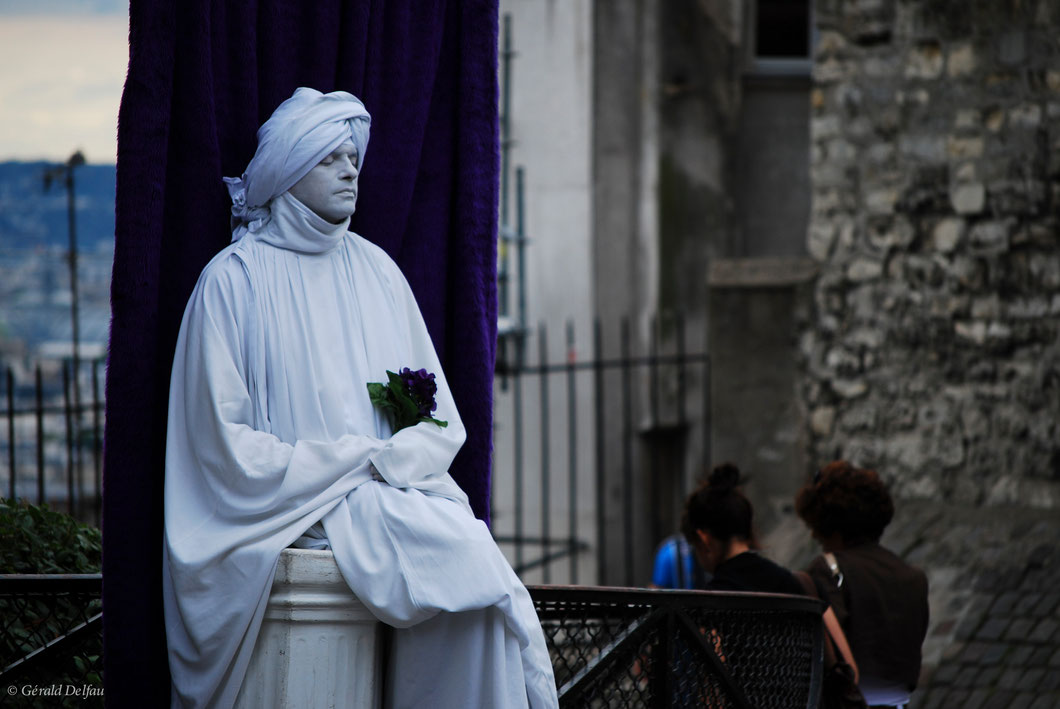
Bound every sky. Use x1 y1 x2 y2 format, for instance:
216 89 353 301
0 0 128 164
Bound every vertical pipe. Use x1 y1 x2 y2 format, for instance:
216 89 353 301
538 324 551 583
649 315 661 548
675 313 688 508
676 312 687 421
66 163 83 520
66 166 81 415
593 318 606 586
73 364 83 521
703 356 712 473
62 362 74 514
515 167 528 351
513 353 524 572
566 320 578 584
35 366 44 504
621 318 634 587
92 359 102 524
649 315 660 421
6 367 14 501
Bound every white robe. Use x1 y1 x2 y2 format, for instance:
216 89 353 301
163 193 558 709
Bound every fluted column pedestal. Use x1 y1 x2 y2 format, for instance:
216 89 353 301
234 548 384 708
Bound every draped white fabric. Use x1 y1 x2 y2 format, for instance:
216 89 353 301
163 192 558 708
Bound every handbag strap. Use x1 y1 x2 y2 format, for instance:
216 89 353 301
675 537 689 589
823 552 845 588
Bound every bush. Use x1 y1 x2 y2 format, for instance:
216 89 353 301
0 499 103 706
0 498 101 574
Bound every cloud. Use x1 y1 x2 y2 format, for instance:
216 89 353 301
0 14 128 163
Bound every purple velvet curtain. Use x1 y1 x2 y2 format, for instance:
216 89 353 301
104 0 499 702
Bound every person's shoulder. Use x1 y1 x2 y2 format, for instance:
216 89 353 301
841 543 917 573
655 534 682 555
805 553 831 576
653 537 681 567
192 242 255 304
347 231 396 265
651 536 680 586
720 552 802 595
346 232 410 289
875 544 929 588
753 553 805 594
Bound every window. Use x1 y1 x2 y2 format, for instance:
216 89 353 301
748 0 813 75
736 0 813 258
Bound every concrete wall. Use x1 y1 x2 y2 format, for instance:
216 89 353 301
502 0 594 339
588 0 745 583
801 0 1060 506
491 0 596 585
588 0 818 571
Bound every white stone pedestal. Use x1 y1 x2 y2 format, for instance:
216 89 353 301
234 548 384 708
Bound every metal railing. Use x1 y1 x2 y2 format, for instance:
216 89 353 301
0 578 822 709
1 362 104 525
493 314 711 587
0 574 103 706
529 585 824 709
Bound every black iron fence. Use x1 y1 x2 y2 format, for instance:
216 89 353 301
492 315 711 588
0 577 822 709
0 574 103 707
529 585 824 709
0 362 104 525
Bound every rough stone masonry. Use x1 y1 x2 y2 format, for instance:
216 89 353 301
801 0 1060 509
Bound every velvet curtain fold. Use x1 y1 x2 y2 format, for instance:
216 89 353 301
104 1 499 702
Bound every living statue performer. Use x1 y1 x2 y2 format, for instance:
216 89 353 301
162 87 559 709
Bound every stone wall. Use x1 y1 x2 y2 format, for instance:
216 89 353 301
802 0 1060 507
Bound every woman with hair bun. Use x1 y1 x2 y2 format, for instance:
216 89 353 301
796 460 929 709
683 463 806 594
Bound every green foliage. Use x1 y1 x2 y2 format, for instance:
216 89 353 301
0 499 102 705
0 498 101 574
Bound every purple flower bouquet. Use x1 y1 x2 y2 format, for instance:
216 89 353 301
367 368 449 433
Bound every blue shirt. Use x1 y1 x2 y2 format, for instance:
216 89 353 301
651 535 705 589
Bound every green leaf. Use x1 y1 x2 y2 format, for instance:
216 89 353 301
385 370 405 390
390 387 419 421
366 381 389 405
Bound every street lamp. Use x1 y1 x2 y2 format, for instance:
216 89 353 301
43 150 85 378
43 150 86 514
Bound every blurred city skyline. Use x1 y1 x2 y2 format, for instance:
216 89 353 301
0 0 127 164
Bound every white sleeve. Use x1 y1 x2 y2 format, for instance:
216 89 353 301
164 255 384 545
365 255 469 498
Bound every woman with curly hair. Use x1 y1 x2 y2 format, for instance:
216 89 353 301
796 461 929 709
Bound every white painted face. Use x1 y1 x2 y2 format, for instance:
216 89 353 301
288 141 360 224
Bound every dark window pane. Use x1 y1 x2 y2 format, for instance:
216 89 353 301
756 0 809 58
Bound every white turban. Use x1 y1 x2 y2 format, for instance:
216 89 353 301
223 87 371 239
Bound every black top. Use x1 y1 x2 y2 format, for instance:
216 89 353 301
706 551 804 595
806 543 929 691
